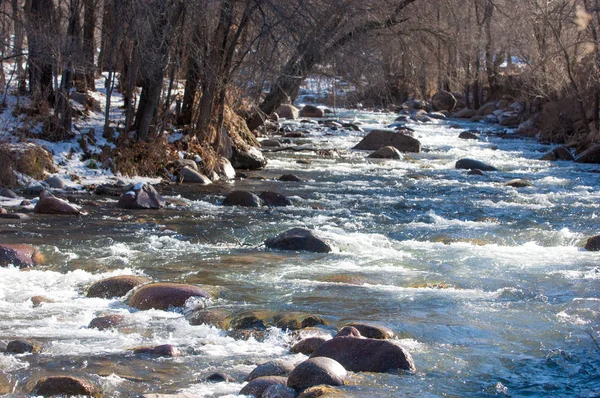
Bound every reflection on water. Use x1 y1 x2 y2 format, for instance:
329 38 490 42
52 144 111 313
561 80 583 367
1 111 599 396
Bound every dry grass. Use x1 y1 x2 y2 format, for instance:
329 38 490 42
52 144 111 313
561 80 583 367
106 138 179 178
0 145 17 187
0 144 55 187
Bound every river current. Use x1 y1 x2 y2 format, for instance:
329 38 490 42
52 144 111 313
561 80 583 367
0 110 599 397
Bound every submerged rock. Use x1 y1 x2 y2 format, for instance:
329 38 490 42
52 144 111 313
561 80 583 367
287 357 346 392
455 158 498 171
87 275 151 299
259 191 293 207
247 360 296 381
128 282 210 311
353 129 421 153
117 182 165 210
133 344 181 357
240 376 288 397
265 228 332 253
310 336 415 373
206 372 236 383
458 131 479 140
264 384 298 398
505 179 533 188
89 314 125 331
31 296 53 307
279 174 304 182
575 144 600 164
367 146 403 160
6 340 41 354
0 244 44 268
274 312 326 330
31 376 101 397
222 190 264 207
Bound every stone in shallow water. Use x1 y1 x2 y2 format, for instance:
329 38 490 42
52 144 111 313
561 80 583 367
291 337 329 355
86 275 151 298
6 340 41 354
584 235 600 251
455 158 498 171
240 376 288 397
128 282 210 311
265 228 332 253
343 322 395 339
353 129 421 153
31 376 101 397
222 190 263 207
88 314 125 331
287 357 346 392
247 360 296 381
0 244 44 268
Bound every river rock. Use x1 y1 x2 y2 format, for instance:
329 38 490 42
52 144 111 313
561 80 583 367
230 310 274 330
298 385 346 398
6 340 41 354
216 157 236 180
45 176 65 189
247 360 296 381
300 105 324 118
222 190 263 207
287 357 346 392
31 376 101 397
458 131 479 140
575 144 600 164
117 182 165 209
128 282 210 311
231 145 267 170
0 188 17 198
367 146 403 160
259 191 293 207
240 376 288 397
467 169 484 176
34 194 81 215
179 167 211 184
310 336 415 372
89 314 125 331
31 295 53 306
187 307 234 329
427 112 446 120
277 104 300 119
540 146 575 161
584 235 600 251
412 110 433 123
334 326 362 338
456 158 498 171
279 174 304 182
133 344 181 357
343 322 394 339
0 212 30 220
262 139 283 148
353 130 421 153
87 275 151 298
265 228 332 253
274 312 326 330
206 372 236 382
453 108 477 118
432 90 457 112
95 183 127 196
264 384 298 398
291 337 328 355
505 179 533 188
477 102 498 116
0 244 44 268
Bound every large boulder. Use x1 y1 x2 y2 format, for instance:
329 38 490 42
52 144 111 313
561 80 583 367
31 376 101 397
222 190 264 207
310 337 415 373
265 228 332 253
353 130 421 153
432 91 457 112
277 104 300 119
34 192 81 215
300 105 325 118
575 144 600 164
368 146 403 160
216 157 236 180
0 244 44 268
128 282 210 311
117 182 165 209
86 275 151 298
584 235 600 251
240 376 288 397
247 360 296 381
179 167 211 184
455 158 498 171
259 191 293 207
540 146 575 161
231 145 267 170
287 357 346 392
452 91 467 109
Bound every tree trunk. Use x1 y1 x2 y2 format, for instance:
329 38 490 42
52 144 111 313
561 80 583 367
83 0 96 90
179 53 200 126
12 0 26 93
98 0 115 72
26 0 55 103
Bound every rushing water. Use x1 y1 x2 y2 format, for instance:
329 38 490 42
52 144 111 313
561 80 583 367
1 111 599 397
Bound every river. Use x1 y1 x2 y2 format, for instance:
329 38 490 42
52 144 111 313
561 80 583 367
1 110 599 397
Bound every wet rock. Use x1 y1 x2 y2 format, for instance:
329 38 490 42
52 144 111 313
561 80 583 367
284 132 304 138
259 191 293 207
298 385 346 398
477 102 498 116
222 190 264 207
206 372 236 382
342 123 362 132
0 244 44 268
6 340 41 354
427 112 446 120
23 185 45 195
343 322 394 339
367 146 403 160
128 282 210 311
133 344 181 357
179 167 211 184
412 110 433 123
279 174 304 182
45 176 65 189
231 311 274 330
310 336 415 373
34 194 81 215
187 307 233 329
247 360 296 381
453 108 477 118
20 199 31 206
584 235 600 251
458 131 479 140
31 376 101 397
89 314 125 331
540 146 574 161
0 188 17 198
262 139 283 148
467 169 484 176
287 357 346 392
575 144 600 164
300 105 325 118
455 158 498 171
87 275 151 299
117 182 165 210
277 104 300 119
216 157 236 180
0 212 30 220
31 295 53 306
232 145 267 170
432 90 457 112
264 384 298 398
505 179 533 188
353 130 421 153
333 326 362 338
240 376 288 397
94 183 127 196
265 228 332 253
227 328 267 341
274 312 326 330
291 337 328 355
